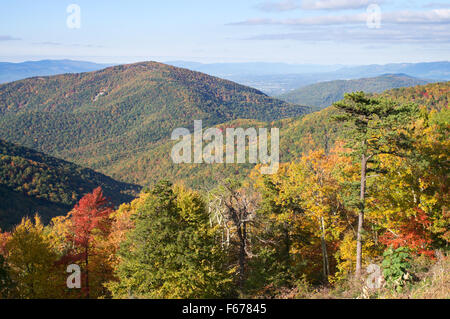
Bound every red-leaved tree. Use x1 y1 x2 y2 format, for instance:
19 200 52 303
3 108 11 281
380 208 434 258
67 187 113 298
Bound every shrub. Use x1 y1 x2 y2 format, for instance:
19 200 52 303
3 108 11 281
382 247 413 292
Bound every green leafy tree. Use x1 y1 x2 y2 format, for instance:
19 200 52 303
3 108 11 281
333 92 419 277
109 181 233 298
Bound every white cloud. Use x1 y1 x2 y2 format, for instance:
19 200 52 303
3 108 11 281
229 8 450 46
245 24 450 44
231 14 365 25
230 9 450 26
423 2 450 9
255 0 385 12
302 0 383 10
256 0 300 12
388 9 450 24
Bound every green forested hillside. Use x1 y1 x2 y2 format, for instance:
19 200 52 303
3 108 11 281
107 119 268 188
277 74 430 109
108 113 340 188
378 81 449 111
278 81 449 157
0 67 446 192
0 139 140 230
123 82 448 188
0 61 310 184
0 185 70 231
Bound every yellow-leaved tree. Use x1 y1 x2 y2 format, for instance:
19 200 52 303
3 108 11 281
5 215 66 298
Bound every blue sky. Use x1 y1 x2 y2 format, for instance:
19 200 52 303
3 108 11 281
0 0 449 65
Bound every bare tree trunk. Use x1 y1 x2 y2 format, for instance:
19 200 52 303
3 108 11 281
85 247 89 299
283 222 291 265
236 221 246 292
320 217 330 282
356 153 367 278
219 183 255 296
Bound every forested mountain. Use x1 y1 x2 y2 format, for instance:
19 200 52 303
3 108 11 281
0 74 446 229
0 60 110 84
109 82 449 188
377 81 450 111
0 61 310 185
279 81 449 158
0 139 140 230
277 74 430 109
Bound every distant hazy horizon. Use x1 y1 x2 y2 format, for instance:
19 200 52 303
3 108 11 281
1 58 449 68
1 1 449 65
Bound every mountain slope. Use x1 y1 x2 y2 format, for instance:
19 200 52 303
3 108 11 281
0 59 110 84
0 61 310 183
280 81 449 157
0 139 140 230
277 74 430 109
124 82 448 188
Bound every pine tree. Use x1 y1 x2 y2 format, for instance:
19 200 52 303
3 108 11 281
333 92 419 277
110 181 232 298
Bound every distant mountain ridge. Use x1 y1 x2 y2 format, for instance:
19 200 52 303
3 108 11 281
0 59 111 84
1 59 448 95
168 61 450 95
335 62 450 80
167 61 450 79
166 61 342 75
277 74 431 109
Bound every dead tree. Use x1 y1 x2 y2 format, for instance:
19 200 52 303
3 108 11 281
208 180 257 293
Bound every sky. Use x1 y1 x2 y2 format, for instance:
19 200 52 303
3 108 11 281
0 0 449 65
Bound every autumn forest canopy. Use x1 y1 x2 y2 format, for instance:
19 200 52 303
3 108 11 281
0 63 448 299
